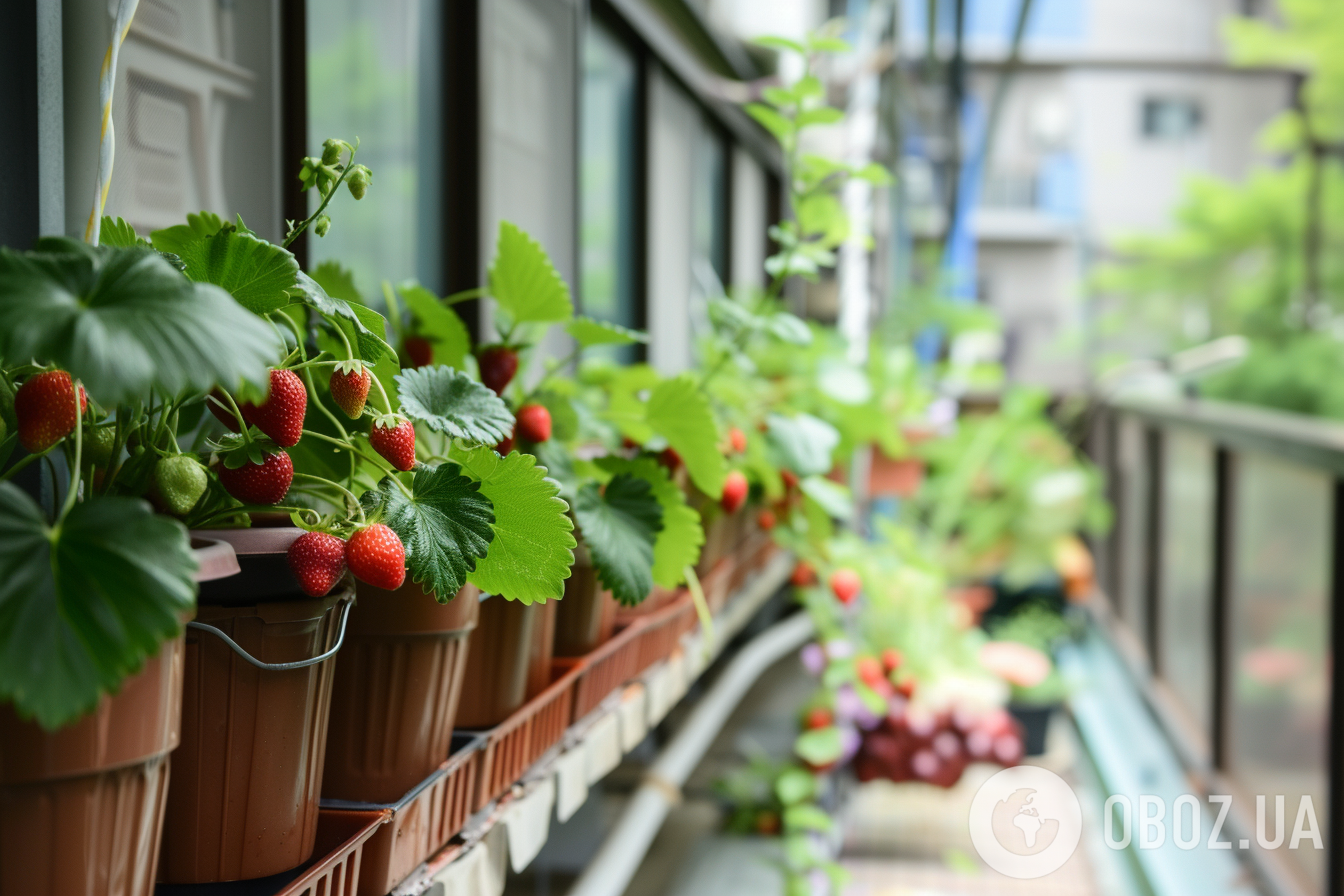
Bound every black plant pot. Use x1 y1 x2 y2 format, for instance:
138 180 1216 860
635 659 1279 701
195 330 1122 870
1009 703 1056 756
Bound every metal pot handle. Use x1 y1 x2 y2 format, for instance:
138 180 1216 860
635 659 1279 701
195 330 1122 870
186 595 353 671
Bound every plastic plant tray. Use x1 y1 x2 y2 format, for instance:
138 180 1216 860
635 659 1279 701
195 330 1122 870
155 807 388 896
318 734 484 896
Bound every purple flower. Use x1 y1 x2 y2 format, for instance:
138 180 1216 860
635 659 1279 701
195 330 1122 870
838 725 862 763
800 642 827 675
834 685 863 722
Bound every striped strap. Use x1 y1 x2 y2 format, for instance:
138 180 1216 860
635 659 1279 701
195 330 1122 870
83 0 141 246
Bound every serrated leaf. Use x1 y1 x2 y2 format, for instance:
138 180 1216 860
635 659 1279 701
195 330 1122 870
752 34 805 54
289 271 395 363
361 464 495 599
775 767 815 806
566 316 648 347
99 216 150 248
149 210 227 256
175 228 300 314
0 485 197 729
573 475 663 605
309 260 363 302
0 240 279 405
745 102 793 140
800 475 852 520
454 446 577 603
396 367 514 444
488 221 573 324
645 375 727 497
399 281 471 370
783 804 832 833
794 726 843 765
766 413 840 476
597 457 703 589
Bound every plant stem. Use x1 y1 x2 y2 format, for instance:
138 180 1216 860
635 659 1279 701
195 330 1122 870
442 286 486 305
211 391 252 442
0 446 53 482
283 145 359 248
293 472 365 521
300 428 411 496
371 373 394 415
60 382 84 519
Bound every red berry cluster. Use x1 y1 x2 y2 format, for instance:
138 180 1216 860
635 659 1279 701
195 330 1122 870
853 704 1024 788
287 523 406 597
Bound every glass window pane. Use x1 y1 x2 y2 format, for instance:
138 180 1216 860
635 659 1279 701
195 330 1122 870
307 0 441 293
580 19 639 362
692 117 727 296
1116 415 1150 643
1157 429 1214 737
1226 452 1330 892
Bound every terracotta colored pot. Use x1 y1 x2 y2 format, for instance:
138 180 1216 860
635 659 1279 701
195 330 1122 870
554 554 618 657
0 538 237 896
457 597 554 729
527 599 558 699
322 581 479 804
867 448 925 499
159 527 350 884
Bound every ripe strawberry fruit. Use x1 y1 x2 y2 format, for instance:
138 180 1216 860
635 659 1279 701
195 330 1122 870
830 568 861 604
242 369 307 447
720 470 748 513
496 434 515 455
329 364 372 418
756 508 776 531
403 336 434 368
346 523 406 590
856 655 885 688
791 561 817 587
217 450 293 505
881 647 904 673
152 455 208 516
727 427 747 454
657 446 682 472
478 345 519 395
287 531 348 597
805 706 833 729
369 417 416 471
515 403 552 443
15 371 87 452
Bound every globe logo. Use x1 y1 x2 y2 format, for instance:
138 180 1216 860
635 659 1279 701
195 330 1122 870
969 766 1082 878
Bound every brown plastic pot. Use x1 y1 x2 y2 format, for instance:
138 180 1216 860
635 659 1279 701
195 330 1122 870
528 599 558 699
458 597 555 729
160 525 351 884
554 550 618 657
0 538 238 896
322 581 480 804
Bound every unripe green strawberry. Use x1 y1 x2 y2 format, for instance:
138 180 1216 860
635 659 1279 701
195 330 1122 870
85 426 117 467
152 455 208 516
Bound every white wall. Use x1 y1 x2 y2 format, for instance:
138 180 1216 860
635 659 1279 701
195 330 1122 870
729 145 767 293
646 64 698 375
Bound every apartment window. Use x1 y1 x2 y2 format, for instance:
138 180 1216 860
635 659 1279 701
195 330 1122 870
692 115 729 295
1141 97 1202 140
307 0 443 294
580 17 641 359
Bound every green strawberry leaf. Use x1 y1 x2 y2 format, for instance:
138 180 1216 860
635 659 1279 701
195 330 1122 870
799 475 852 520
288 271 395 364
173 228 300 314
0 485 198 729
572 474 663 605
148 210 227 255
597 456 702 589
566 316 648 347
0 240 279 406
644 374 727 497
309 260 363 302
396 366 514 445
783 804 832 833
398 281 471 370
533 390 580 443
794 726 843 765
453 446 577 603
765 413 840 476
360 464 495 600
99 216 151 249
775 768 815 806
488 221 573 324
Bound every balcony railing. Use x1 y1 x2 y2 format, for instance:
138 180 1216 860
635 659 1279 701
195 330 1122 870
1088 396 1344 896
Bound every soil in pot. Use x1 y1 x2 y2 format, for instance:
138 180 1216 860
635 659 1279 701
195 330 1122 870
160 526 348 885
0 538 238 896
554 552 618 657
322 581 479 804
457 596 555 728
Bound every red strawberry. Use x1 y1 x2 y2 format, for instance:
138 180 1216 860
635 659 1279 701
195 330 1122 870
657 446 682 472
403 336 434 368
830 568 861 604
346 523 406 590
805 706 833 730
478 345 518 395
791 561 817 586
217 450 293 505
15 371 87 452
329 364 371 418
515 403 552 443
496 434 515 455
727 427 747 454
720 470 748 513
882 647 904 673
242 369 307 447
287 532 348 597
781 469 799 491
856 655 885 688
756 509 776 530
369 417 416 471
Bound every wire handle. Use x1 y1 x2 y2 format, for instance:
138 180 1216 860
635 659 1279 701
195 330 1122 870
187 595 353 671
